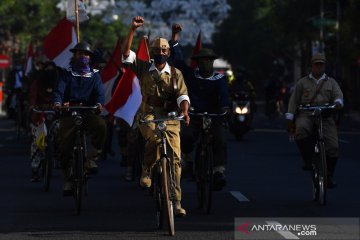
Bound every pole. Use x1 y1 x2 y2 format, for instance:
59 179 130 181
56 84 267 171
75 0 80 43
320 0 324 52
335 0 340 77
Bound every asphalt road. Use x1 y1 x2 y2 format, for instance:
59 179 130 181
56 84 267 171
0 108 359 240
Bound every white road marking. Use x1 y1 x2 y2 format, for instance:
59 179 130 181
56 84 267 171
230 191 250 202
265 221 299 239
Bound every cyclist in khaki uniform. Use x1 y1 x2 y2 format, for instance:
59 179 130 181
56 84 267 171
286 53 343 188
122 16 190 217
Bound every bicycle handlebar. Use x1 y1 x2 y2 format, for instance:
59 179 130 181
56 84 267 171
140 115 185 124
189 111 228 117
59 105 99 111
298 103 336 112
32 108 56 114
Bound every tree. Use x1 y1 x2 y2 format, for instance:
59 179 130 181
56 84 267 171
109 0 230 45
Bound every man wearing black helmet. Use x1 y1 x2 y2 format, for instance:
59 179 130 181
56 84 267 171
169 24 229 191
53 41 106 196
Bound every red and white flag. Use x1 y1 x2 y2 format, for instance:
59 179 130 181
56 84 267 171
43 18 77 68
105 36 149 126
101 38 123 115
66 0 89 23
190 30 202 69
24 42 34 77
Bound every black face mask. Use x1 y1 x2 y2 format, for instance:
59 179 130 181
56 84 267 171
197 60 214 76
153 54 168 64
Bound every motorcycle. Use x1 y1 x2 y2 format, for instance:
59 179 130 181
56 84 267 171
229 91 252 140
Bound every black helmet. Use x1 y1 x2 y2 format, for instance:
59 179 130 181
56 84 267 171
70 41 94 55
191 48 218 60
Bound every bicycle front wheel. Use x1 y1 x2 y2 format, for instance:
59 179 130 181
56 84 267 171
195 145 204 209
153 166 164 230
203 146 213 214
43 143 53 192
161 157 175 236
318 142 327 206
74 145 84 215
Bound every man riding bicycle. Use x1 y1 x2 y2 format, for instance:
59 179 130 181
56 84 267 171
53 41 106 196
122 16 190 217
286 53 343 188
169 24 229 190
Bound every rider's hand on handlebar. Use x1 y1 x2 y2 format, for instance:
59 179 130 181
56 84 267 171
183 112 190 126
95 103 103 114
29 105 37 111
53 102 61 112
335 102 342 111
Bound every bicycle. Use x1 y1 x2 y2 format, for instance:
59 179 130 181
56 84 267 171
297 103 336 206
140 112 184 236
32 108 58 192
59 105 99 215
189 110 227 214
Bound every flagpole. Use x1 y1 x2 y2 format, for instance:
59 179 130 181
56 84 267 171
143 36 150 59
75 0 80 43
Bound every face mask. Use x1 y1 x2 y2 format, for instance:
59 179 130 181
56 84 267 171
153 54 168 64
197 60 214 76
72 56 91 74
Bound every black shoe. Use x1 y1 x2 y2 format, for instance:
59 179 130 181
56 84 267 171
327 176 337 189
213 172 226 191
31 170 40 182
85 160 98 174
63 181 73 196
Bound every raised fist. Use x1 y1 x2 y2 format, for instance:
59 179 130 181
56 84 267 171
172 23 182 34
132 16 144 29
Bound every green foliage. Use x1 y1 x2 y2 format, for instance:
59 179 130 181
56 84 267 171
81 15 129 54
0 1 129 58
213 0 360 89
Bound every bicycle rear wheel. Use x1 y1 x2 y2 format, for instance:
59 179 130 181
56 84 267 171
203 146 213 214
312 163 319 201
318 142 327 206
161 157 175 236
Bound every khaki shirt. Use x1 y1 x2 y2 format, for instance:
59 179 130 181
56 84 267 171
124 50 189 117
287 74 343 120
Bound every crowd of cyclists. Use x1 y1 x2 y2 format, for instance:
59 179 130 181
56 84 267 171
1 16 344 219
